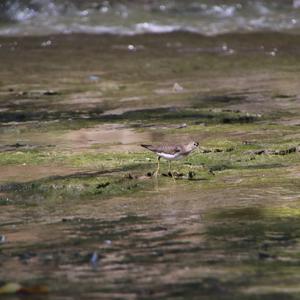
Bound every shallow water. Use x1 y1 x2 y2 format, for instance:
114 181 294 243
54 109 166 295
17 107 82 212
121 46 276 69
1 179 300 299
1 0 300 36
0 31 300 298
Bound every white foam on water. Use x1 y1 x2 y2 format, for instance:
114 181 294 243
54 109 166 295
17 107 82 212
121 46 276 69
1 0 300 36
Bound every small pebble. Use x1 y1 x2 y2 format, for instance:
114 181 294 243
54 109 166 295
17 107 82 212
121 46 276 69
88 75 100 81
43 90 59 96
128 44 136 51
173 82 184 92
41 40 52 47
177 123 187 129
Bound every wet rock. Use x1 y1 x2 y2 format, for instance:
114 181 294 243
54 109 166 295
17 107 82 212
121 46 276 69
96 182 110 189
0 143 40 152
208 169 215 176
152 250 164 257
176 123 187 129
188 171 196 179
222 114 257 124
245 149 266 155
222 109 241 113
200 147 234 153
43 90 59 96
173 172 184 177
201 148 213 153
273 147 298 155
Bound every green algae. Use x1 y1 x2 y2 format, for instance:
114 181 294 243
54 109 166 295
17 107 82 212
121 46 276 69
0 149 55 166
0 175 150 205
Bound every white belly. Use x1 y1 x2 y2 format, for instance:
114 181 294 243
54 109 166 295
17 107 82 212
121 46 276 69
157 152 182 160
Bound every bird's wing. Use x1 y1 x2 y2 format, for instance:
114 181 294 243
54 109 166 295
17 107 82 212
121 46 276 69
141 144 156 151
141 144 181 155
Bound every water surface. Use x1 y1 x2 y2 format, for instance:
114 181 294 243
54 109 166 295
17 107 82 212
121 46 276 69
1 0 300 36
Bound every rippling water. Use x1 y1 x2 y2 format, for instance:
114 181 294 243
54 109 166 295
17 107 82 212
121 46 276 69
0 0 300 36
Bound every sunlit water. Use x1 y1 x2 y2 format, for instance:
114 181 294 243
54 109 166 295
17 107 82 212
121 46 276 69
1 0 300 36
1 182 300 299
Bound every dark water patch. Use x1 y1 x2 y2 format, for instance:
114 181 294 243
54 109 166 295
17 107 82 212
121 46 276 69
209 207 265 220
103 107 261 125
0 109 104 123
0 105 261 126
2 203 300 299
273 94 296 99
206 207 300 252
198 95 246 105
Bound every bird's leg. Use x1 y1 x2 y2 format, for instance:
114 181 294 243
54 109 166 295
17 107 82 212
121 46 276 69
168 160 176 182
154 156 161 178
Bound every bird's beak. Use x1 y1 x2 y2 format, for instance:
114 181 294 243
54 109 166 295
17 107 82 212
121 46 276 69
197 146 204 154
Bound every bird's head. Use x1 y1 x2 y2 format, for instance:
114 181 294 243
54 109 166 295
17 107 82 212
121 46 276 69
188 141 199 151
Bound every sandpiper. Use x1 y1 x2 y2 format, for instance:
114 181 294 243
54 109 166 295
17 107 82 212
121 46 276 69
141 141 199 179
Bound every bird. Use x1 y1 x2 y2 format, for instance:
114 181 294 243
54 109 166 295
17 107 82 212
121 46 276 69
141 141 199 179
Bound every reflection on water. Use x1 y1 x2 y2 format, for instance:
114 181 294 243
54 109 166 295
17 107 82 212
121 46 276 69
1 0 300 36
63 124 152 152
1 182 300 299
